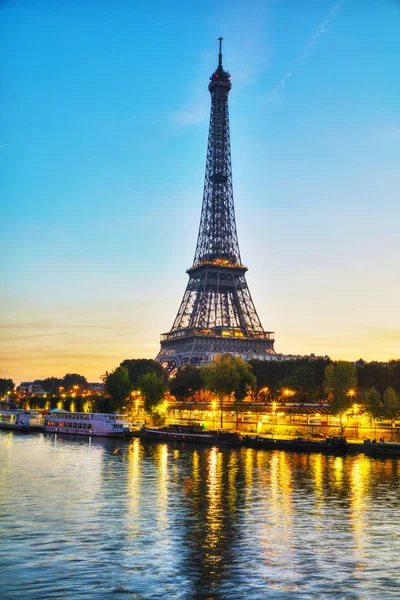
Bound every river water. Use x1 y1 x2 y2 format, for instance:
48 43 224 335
1 432 400 600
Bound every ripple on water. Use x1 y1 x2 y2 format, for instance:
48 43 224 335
1 434 400 599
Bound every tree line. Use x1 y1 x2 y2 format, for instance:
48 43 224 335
102 355 400 424
3 357 400 424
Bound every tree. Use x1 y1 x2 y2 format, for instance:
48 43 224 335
168 364 203 400
249 357 330 400
388 361 400 394
356 362 387 395
230 358 256 430
0 378 15 397
138 372 166 414
361 387 382 438
42 377 63 395
249 360 284 395
103 367 133 411
383 387 400 425
120 359 166 387
63 373 88 389
201 354 255 429
324 361 357 427
281 364 318 403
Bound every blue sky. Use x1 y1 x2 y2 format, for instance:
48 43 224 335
1 0 399 383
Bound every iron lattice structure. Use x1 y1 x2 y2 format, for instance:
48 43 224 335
156 40 275 373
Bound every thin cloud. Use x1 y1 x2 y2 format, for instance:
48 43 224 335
173 103 209 126
267 0 345 103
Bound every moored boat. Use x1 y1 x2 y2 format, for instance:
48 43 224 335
44 411 132 438
139 424 242 445
244 435 349 454
0 409 44 432
363 440 400 457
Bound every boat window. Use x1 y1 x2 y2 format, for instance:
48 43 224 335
73 423 77 428
87 424 92 429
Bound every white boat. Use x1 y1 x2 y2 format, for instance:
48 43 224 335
0 409 44 432
44 411 132 437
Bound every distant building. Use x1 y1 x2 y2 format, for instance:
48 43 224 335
17 381 46 395
206 353 330 363
88 383 104 392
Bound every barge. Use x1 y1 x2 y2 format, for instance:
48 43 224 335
363 440 400 457
139 424 242 445
244 435 349 454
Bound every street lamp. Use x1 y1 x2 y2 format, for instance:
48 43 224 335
347 389 357 439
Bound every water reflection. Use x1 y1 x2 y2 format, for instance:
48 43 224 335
156 443 169 531
2 433 400 599
126 438 141 537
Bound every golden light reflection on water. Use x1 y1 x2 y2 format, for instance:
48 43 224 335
310 454 326 531
333 456 344 488
156 443 169 532
227 452 238 512
1 432 13 449
192 449 200 498
127 438 141 537
349 455 371 567
3 435 400 599
244 447 254 504
312 453 323 499
205 447 223 564
260 452 295 569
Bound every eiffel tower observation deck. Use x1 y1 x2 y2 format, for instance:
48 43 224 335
156 39 275 373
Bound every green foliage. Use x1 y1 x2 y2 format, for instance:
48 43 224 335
200 353 256 400
63 373 88 389
231 357 256 402
249 358 329 397
0 378 15 397
324 361 357 417
96 395 114 414
103 367 133 411
200 354 256 428
281 364 320 403
388 361 400 394
361 387 383 422
383 387 400 421
138 372 165 414
248 359 283 393
169 364 203 400
201 354 239 399
41 377 63 394
120 358 166 387
356 362 387 395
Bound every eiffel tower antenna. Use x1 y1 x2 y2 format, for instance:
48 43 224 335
156 41 275 373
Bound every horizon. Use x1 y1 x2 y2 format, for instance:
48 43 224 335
1 0 399 384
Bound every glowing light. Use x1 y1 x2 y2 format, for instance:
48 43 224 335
283 388 295 398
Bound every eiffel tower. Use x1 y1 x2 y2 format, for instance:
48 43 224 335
156 39 275 373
